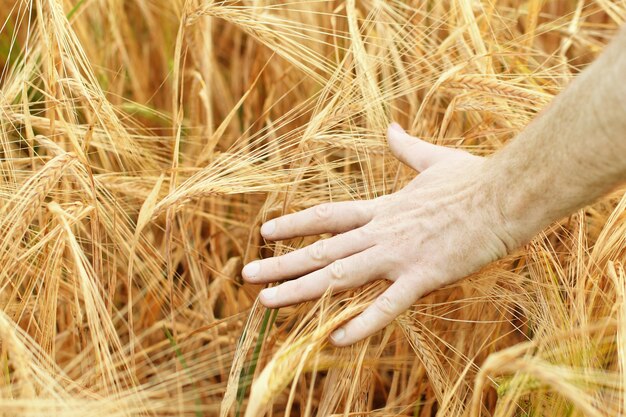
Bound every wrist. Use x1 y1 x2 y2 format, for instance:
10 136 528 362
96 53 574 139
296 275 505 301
481 153 551 252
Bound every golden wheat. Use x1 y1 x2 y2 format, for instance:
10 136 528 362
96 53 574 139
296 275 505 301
0 1 625 416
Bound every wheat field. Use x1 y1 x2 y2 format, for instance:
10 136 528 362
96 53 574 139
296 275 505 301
1 0 625 416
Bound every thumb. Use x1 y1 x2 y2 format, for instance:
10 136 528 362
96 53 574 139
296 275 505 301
387 122 465 172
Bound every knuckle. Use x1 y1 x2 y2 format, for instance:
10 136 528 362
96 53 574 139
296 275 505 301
306 239 325 262
359 220 383 239
355 200 373 219
418 200 438 217
314 203 332 220
272 256 285 274
329 259 344 282
355 226 373 241
354 314 370 334
375 294 396 317
372 195 390 213
425 270 446 292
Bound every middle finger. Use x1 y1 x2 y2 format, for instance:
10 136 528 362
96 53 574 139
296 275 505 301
242 228 372 284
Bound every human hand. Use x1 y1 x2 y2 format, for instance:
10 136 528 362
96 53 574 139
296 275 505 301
242 123 524 346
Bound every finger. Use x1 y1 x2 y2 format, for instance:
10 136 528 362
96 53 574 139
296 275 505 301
329 276 417 346
242 228 371 284
260 200 374 241
387 122 467 172
258 246 390 308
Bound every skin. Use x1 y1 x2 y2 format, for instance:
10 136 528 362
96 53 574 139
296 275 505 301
242 26 626 347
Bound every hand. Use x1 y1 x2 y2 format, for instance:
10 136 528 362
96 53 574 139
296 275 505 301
242 123 522 346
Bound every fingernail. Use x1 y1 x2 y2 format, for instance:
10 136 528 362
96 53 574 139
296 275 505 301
260 220 276 237
389 122 405 133
261 287 277 300
242 261 260 280
330 328 345 343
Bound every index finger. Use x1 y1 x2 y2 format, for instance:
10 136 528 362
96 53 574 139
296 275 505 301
261 200 374 241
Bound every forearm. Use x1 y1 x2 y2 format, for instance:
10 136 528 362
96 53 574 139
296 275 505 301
488 26 626 245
